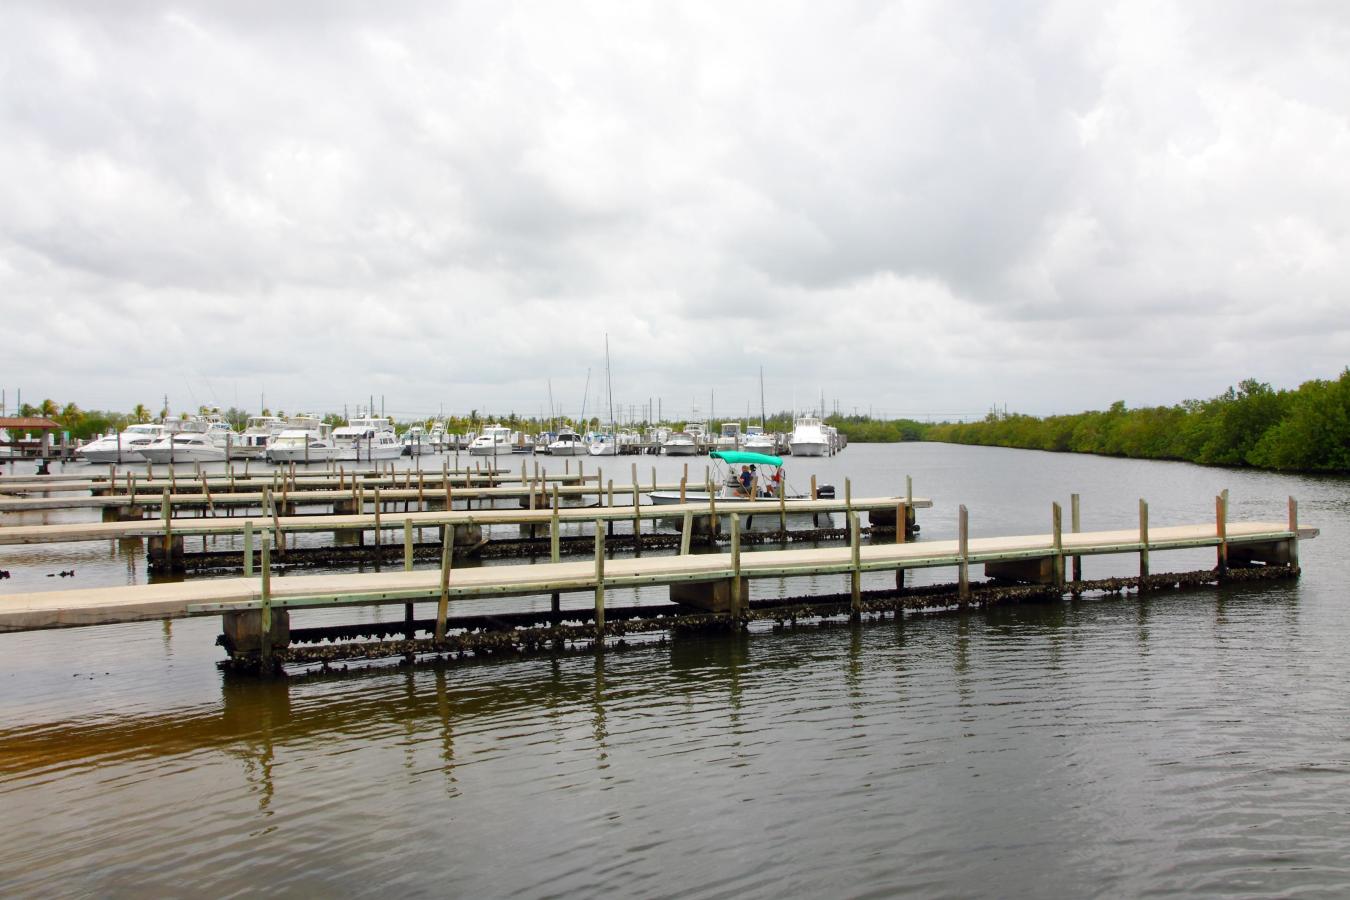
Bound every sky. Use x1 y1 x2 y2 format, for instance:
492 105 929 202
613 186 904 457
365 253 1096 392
2 1 1348 424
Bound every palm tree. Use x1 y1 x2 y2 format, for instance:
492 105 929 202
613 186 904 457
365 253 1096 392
39 398 58 418
132 403 150 423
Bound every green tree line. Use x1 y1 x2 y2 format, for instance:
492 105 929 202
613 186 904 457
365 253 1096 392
924 371 1350 473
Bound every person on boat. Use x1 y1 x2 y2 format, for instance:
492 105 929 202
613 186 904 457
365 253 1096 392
738 465 753 496
766 466 783 497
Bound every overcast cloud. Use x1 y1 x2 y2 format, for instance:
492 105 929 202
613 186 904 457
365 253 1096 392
2 0 1347 421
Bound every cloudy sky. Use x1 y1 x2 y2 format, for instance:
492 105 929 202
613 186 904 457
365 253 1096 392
2 1 1347 423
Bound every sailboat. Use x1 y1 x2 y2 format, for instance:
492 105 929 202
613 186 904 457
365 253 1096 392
588 336 619 456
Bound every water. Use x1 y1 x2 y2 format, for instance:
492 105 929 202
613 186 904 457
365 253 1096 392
3 444 1348 897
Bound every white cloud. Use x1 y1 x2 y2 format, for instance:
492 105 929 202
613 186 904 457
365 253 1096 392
1 0 1347 421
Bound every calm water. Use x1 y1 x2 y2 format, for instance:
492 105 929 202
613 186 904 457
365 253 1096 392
2 443 1348 897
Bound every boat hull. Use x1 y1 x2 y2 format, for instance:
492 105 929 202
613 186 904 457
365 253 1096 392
789 441 828 457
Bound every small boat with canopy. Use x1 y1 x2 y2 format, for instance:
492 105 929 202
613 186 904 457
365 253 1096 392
648 450 834 506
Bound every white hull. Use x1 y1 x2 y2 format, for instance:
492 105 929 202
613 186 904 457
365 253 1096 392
337 444 403 462
77 446 144 464
588 444 618 456
662 442 697 456
269 445 340 463
789 441 827 457
547 444 588 456
469 443 509 456
140 445 227 464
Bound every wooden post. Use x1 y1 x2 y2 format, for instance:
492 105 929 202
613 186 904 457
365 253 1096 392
707 477 719 535
243 520 254 576
1051 501 1064 591
435 524 452 642
810 474 818 500
161 488 171 545
202 472 214 516
373 486 381 553
266 488 283 555
594 520 606 638
895 502 907 544
779 482 787 533
849 509 861 618
403 518 413 571
551 501 561 562
1070 493 1082 583
730 513 742 619
1216 492 1228 574
260 538 273 667
1288 496 1300 567
1139 499 1150 580
958 504 970 603
680 510 693 554
631 472 641 553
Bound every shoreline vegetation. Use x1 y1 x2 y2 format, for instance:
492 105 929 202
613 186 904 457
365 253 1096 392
7 369 1347 474
920 371 1350 475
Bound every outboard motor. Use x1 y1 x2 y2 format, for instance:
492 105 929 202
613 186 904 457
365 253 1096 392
816 483 835 499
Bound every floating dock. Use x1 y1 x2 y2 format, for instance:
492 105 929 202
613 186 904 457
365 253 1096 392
0 492 1316 674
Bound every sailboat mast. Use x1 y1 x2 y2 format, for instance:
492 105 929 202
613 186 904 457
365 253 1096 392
605 334 614 434
759 366 766 428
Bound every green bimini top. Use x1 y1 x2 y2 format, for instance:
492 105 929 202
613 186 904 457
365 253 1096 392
710 450 784 467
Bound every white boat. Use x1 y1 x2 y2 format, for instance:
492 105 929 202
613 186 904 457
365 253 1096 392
715 422 743 450
334 417 403 461
547 429 588 456
427 421 448 451
648 449 835 511
402 424 432 456
743 425 777 453
468 424 513 457
231 416 284 459
75 423 168 464
140 430 228 464
789 415 830 457
587 433 619 456
662 431 698 456
266 417 338 463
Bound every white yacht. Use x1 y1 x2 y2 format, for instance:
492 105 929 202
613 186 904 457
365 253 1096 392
662 430 698 456
468 424 513 457
140 430 228 464
231 416 284 459
789 415 830 457
547 429 588 456
75 423 168 464
402 424 432 456
266 416 338 463
333 417 403 461
587 433 619 456
715 422 743 450
743 425 778 453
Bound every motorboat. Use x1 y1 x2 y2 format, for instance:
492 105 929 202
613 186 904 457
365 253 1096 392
789 415 830 457
139 430 228 464
743 425 777 453
547 429 588 456
75 423 168 464
468 424 513 457
402 424 432 456
662 430 698 456
231 416 284 460
715 422 742 450
648 450 834 510
587 433 618 456
333 417 403 461
266 417 338 463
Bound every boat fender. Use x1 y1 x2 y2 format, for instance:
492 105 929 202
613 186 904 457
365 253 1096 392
816 484 836 499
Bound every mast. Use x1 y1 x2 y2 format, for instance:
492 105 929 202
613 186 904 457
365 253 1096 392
579 368 591 428
759 366 766 428
605 335 614 437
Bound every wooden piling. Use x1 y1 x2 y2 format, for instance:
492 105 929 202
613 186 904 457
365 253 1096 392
1052 502 1064 591
260 538 273 666
1071 493 1082 583
849 509 861 618
730 513 742 619
403 519 413 571
243 520 254 576
594 520 606 638
1139 499 1150 579
958 504 970 603
680 511 693 555
1288 496 1300 567
1217 491 1228 573
435 525 452 642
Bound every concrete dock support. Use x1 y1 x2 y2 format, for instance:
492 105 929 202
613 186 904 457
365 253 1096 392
670 578 749 614
222 609 290 655
147 534 185 573
102 505 148 522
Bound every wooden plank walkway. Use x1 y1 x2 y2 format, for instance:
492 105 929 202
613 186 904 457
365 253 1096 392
0 496 931 545
0 519 1314 632
0 482 682 513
